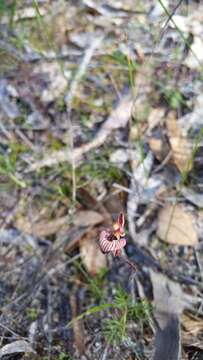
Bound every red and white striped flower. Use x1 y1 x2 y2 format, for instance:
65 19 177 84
99 212 126 256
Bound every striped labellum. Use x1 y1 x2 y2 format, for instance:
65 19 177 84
99 212 126 256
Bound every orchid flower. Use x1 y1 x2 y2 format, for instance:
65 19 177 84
99 212 126 256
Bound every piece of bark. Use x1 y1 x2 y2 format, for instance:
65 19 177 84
70 288 85 354
153 314 181 360
150 270 188 360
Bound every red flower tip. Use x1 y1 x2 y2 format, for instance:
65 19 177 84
113 212 125 239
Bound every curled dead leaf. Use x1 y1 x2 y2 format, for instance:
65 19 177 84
79 228 107 275
0 340 35 357
166 112 192 172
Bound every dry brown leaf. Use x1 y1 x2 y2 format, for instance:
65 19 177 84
16 215 69 238
182 313 203 337
148 135 170 161
16 210 103 238
147 107 165 131
157 204 198 246
73 210 104 227
79 228 107 275
166 112 192 172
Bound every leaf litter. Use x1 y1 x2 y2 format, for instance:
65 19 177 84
0 0 203 359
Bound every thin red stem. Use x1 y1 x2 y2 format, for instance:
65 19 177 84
120 256 137 272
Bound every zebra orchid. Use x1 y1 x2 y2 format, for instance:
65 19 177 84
99 212 127 256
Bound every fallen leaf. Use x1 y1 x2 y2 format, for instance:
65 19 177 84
147 107 165 131
0 229 50 249
79 228 107 275
148 132 170 161
0 340 35 357
166 112 192 172
16 215 69 238
73 210 104 227
157 204 198 246
182 313 203 337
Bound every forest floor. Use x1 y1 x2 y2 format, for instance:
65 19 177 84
0 1 203 359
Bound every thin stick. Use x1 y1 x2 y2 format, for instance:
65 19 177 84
65 35 104 203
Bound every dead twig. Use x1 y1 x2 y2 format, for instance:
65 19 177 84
65 35 104 203
27 92 133 172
